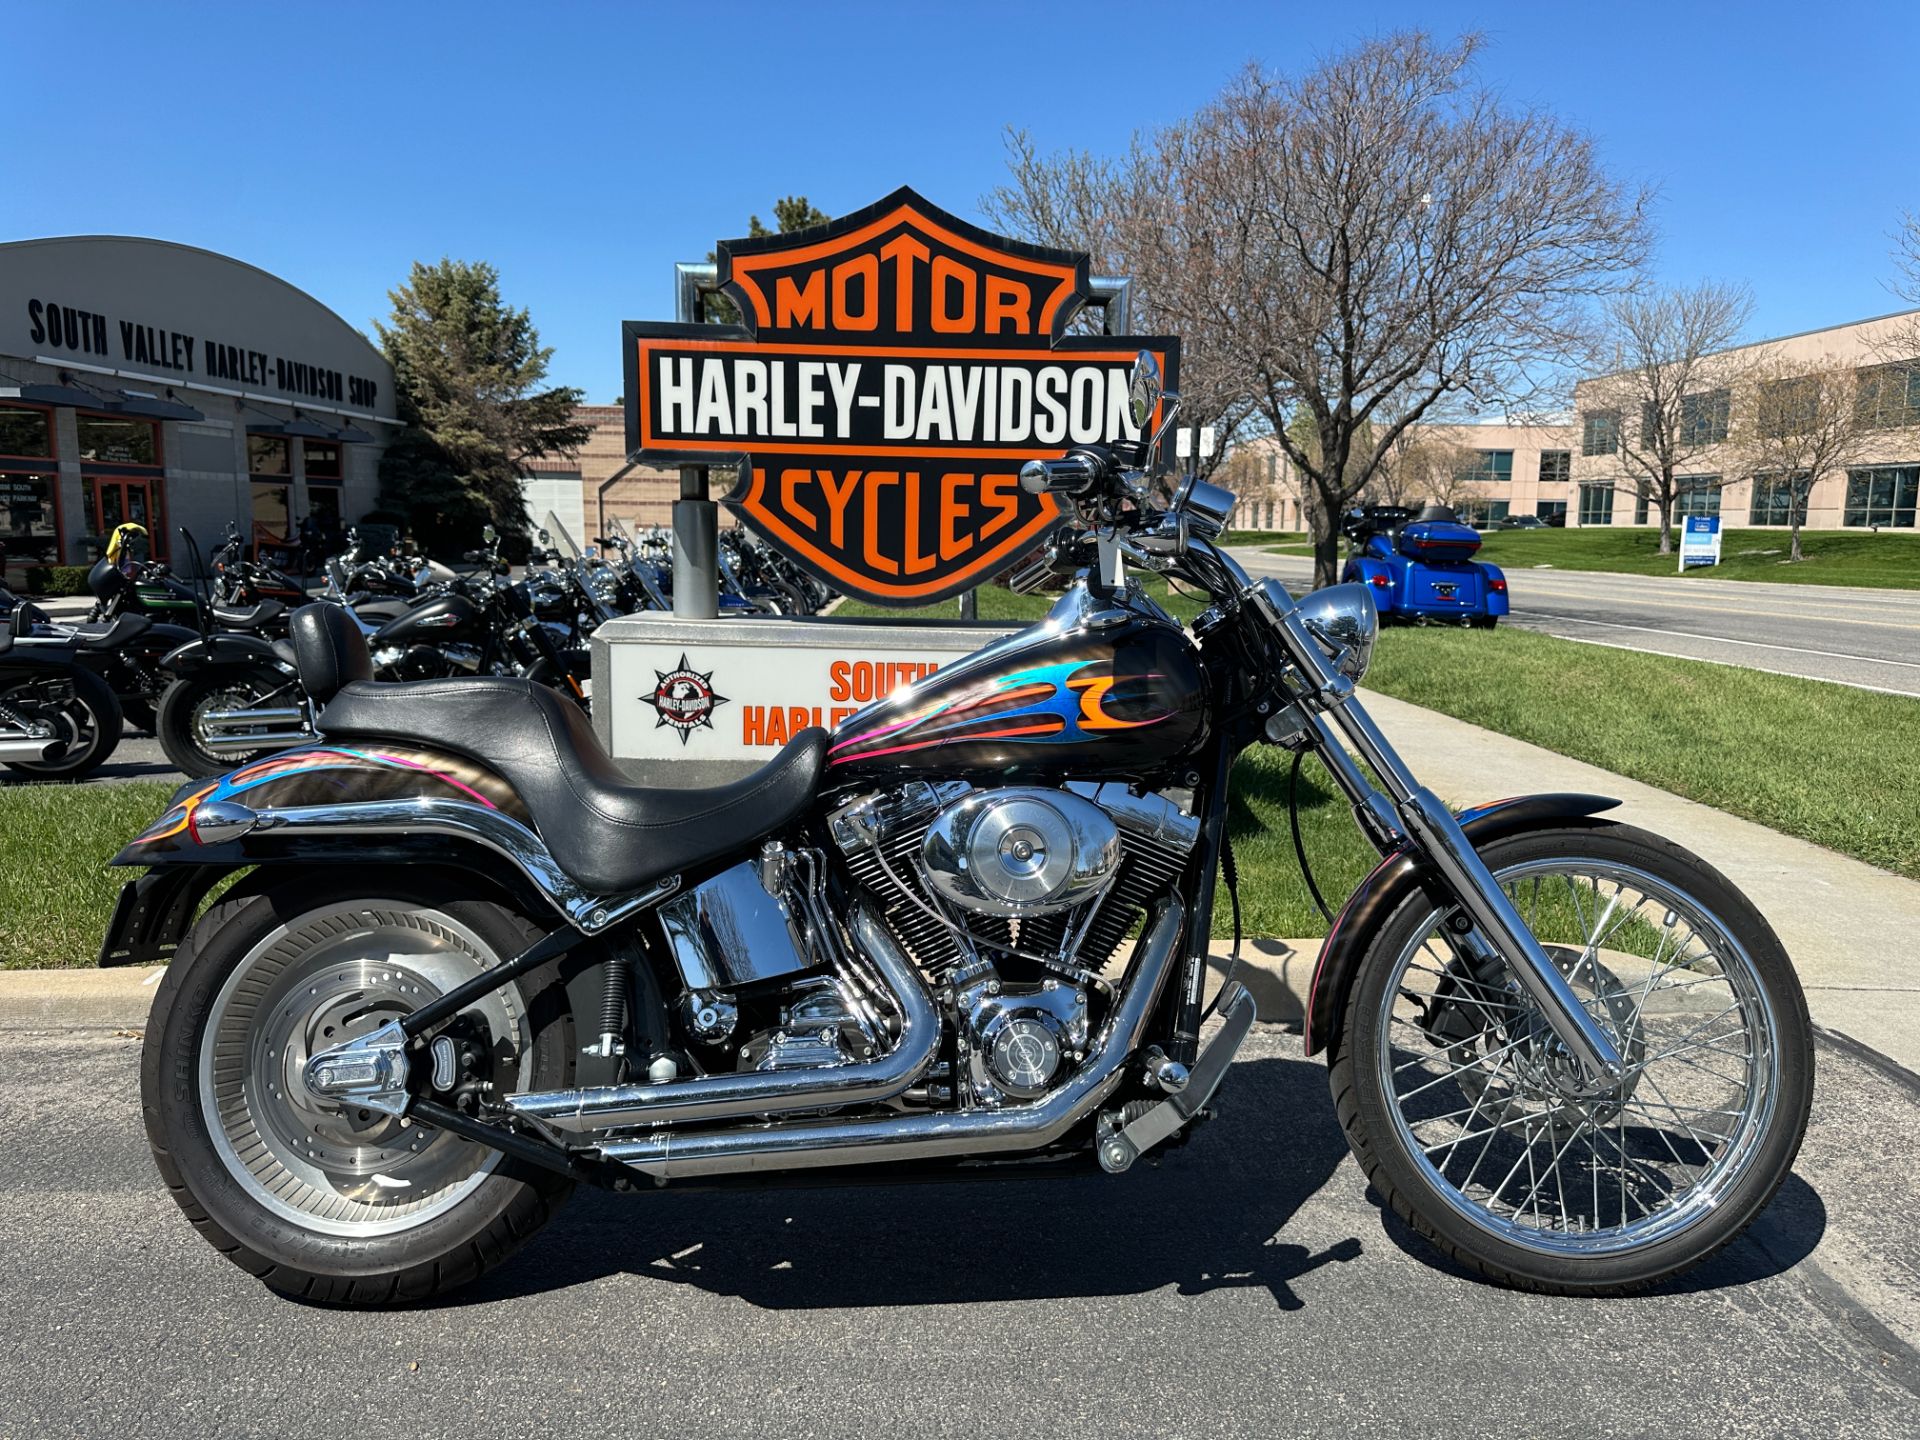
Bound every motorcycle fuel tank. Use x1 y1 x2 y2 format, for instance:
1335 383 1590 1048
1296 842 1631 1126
828 609 1208 781
372 592 481 647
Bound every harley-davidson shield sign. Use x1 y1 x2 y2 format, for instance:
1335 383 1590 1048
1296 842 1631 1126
623 188 1178 605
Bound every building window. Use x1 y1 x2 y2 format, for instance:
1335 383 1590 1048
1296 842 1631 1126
0 405 54 460
1459 499 1510 527
1453 449 1513 488
1749 472 1812 527
1856 364 1920 430
1758 376 1819 437
1582 411 1619 456
247 435 290 476
1675 477 1722 518
1680 390 1731 446
76 414 158 466
1539 449 1571 484
1537 500 1568 520
249 436 292 558
0 471 61 589
302 441 342 480
1844 466 1919 528
1579 483 1615 526
301 441 344 547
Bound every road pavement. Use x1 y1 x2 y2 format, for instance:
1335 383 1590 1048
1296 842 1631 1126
1 1000 1914 1439
1231 547 1920 695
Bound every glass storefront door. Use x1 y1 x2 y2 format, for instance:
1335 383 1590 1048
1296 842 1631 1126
84 476 163 560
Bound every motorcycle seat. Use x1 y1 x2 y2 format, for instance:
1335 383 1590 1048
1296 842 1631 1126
320 679 826 896
287 603 824 896
67 613 154 650
212 599 286 631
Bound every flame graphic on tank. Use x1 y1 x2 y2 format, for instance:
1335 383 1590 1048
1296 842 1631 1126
828 657 1172 766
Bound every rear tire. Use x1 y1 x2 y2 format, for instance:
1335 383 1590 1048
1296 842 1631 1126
142 874 575 1304
1 668 122 780
156 672 286 777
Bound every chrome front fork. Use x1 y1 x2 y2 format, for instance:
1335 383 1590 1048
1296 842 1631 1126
1268 610 1628 1093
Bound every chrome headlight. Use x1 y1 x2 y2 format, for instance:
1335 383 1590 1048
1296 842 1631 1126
1294 582 1378 683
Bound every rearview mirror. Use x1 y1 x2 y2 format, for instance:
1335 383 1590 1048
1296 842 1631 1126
1128 350 1162 432
483 525 498 544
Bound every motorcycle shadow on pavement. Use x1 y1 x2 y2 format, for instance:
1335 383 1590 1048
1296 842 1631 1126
1366 1164 1826 1297
459 1054 1364 1313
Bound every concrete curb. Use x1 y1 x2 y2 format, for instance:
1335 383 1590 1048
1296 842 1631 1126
0 968 166 1030
0 945 1327 1037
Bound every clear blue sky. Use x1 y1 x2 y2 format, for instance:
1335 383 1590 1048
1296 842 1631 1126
6 0 1916 403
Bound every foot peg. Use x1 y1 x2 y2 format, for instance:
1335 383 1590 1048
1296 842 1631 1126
1098 980 1256 1173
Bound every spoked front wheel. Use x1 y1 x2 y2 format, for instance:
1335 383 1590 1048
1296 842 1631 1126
1332 821 1813 1294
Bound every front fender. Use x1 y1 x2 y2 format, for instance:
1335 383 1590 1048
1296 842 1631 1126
1301 793 1621 1057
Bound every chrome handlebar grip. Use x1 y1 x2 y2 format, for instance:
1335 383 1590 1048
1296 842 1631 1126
1018 455 1102 496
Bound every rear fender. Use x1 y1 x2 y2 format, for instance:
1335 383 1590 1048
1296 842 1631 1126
160 632 290 674
1301 793 1622 1057
112 742 672 931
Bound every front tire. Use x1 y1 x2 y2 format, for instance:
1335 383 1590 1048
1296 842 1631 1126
142 875 575 1304
1330 821 1812 1295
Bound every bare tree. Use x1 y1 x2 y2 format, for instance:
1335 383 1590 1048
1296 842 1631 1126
982 132 1257 478
1726 355 1871 563
1146 34 1647 584
987 34 1648 582
1578 282 1754 553
1373 431 1480 511
1886 212 1920 357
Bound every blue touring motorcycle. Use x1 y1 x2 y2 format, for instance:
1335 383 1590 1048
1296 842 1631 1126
1340 504 1510 628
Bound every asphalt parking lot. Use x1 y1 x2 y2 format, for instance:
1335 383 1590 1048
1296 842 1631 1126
3 1020 1914 1439
1234 548 1920 695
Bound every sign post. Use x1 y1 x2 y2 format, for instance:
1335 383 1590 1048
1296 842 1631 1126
1678 515 1722 571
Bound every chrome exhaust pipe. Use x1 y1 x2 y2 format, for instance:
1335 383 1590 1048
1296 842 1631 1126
505 905 939 1133
202 729 314 755
595 897 1186 1180
203 706 306 732
0 735 58 761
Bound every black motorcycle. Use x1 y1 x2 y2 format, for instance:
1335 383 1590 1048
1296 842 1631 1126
112 352 1811 1304
0 604 130 780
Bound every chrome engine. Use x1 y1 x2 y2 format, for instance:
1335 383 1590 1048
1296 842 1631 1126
640 784 1197 1111
829 780 1199 1106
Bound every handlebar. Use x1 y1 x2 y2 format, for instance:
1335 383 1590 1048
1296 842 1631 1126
1018 451 1106 497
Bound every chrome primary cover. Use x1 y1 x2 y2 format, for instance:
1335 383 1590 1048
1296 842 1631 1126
920 787 1122 918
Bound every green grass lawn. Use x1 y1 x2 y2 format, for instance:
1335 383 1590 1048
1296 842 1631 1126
1364 625 1920 879
1469 526 1920 589
1 781 176 970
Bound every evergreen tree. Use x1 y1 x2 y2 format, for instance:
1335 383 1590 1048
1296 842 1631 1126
374 259 589 552
704 196 832 325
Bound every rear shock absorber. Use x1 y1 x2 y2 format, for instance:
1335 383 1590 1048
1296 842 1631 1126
587 951 630 1061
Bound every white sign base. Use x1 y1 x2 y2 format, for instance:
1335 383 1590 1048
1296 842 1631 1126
592 611 1018 786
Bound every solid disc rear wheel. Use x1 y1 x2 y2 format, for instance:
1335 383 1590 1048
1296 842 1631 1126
143 877 575 1304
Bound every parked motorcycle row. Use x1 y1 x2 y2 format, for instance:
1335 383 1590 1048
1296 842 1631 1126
0 514 837 782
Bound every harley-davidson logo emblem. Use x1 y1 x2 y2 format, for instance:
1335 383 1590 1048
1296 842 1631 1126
623 187 1178 605
640 654 729 744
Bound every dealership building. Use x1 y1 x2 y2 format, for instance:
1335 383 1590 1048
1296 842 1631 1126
0 236 397 590
1221 306 1920 534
